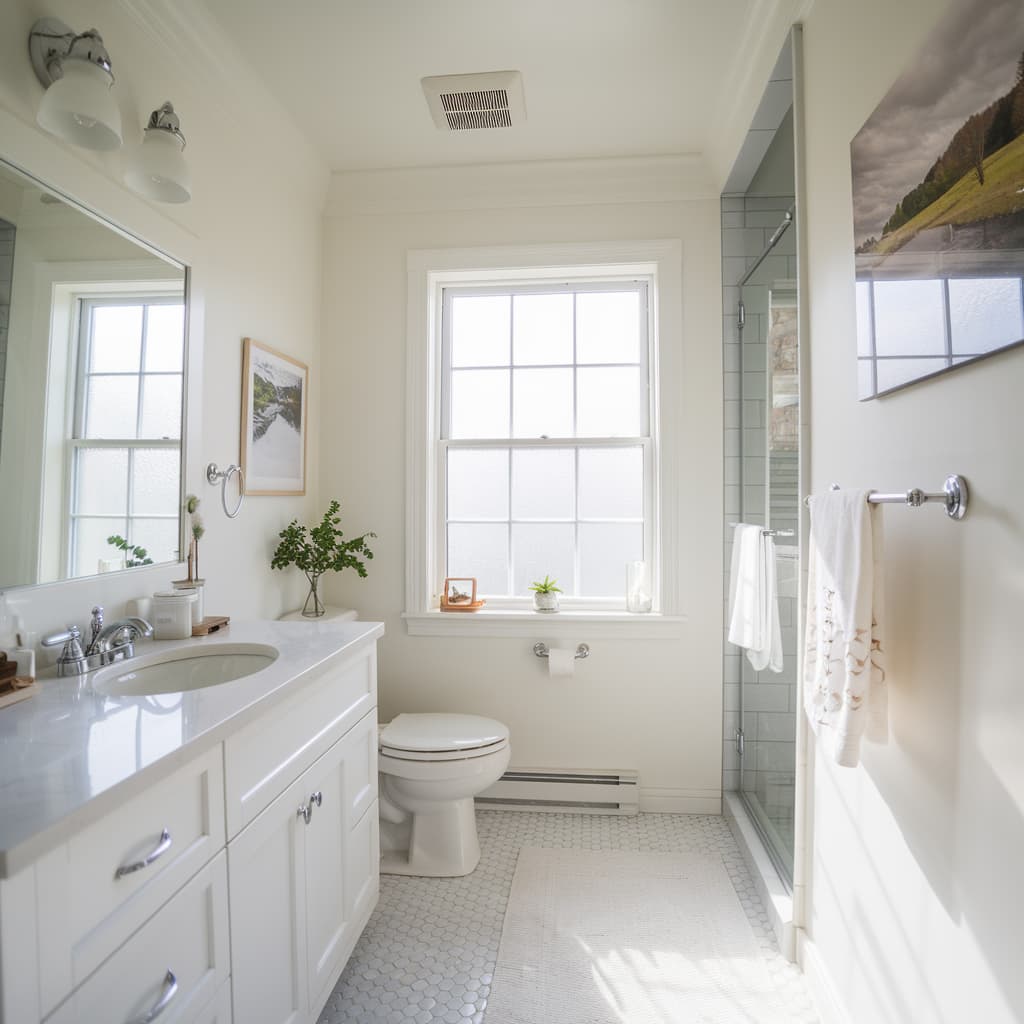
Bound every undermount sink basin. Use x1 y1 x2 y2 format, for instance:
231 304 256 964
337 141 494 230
91 642 279 697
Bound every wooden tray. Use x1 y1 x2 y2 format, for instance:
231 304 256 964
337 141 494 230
0 682 38 709
440 599 487 613
192 615 230 636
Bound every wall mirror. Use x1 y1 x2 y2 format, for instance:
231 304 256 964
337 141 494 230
0 158 187 590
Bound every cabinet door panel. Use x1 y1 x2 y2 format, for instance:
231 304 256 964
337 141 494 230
228 775 307 1024
305 712 379 1014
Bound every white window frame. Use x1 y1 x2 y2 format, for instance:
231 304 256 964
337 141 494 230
403 241 685 638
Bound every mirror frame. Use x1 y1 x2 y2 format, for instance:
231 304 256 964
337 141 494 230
0 113 197 595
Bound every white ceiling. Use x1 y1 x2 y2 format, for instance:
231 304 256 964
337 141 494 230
203 0 759 172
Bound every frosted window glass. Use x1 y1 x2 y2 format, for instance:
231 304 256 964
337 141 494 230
949 278 1023 355
131 518 179 565
132 449 180 515
449 369 509 439
873 280 945 356
513 293 573 365
578 523 643 597
139 376 182 438
451 295 510 367
513 368 573 437
876 358 948 393
855 281 872 356
512 523 575 595
579 447 643 519
576 366 643 436
144 304 184 371
447 449 509 520
576 292 640 364
85 377 139 438
76 448 128 514
75 518 126 577
511 448 574 519
447 523 508 594
90 306 142 372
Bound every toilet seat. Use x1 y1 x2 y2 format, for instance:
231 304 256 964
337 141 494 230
379 713 509 762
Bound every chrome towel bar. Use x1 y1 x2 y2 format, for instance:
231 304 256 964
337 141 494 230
533 642 589 660
803 473 967 520
729 523 795 538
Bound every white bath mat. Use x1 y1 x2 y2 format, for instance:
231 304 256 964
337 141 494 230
486 847 790 1024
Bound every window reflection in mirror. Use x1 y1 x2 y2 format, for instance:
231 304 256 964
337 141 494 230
0 160 186 589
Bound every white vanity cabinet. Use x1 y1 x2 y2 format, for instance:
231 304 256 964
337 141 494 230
228 710 378 1024
0 624 382 1024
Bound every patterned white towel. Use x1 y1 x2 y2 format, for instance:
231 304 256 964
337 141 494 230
804 489 887 766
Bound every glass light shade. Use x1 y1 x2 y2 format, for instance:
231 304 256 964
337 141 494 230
36 59 122 151
124 130 191 203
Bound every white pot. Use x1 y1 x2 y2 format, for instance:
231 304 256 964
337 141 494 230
533 592 559 613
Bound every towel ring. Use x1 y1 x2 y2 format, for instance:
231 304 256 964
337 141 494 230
206 462 244 518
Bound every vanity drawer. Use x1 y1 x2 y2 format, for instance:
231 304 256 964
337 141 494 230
46 850 229 1024
36 745 226 1015
224 644 376 837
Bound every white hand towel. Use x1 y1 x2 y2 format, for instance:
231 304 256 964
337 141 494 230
728 524 783 674
804 490 887 767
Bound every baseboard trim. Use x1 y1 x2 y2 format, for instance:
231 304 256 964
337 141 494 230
639 788 721 814
798 933 850 1024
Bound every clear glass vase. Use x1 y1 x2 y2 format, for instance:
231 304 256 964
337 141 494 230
302 575 325 617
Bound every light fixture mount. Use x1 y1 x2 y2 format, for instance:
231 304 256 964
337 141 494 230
146 102 186 148
29 17 113 87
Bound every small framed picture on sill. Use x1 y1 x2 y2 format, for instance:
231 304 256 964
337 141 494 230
441 577 483 612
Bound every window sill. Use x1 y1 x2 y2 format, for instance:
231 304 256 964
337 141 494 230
402 609 686 639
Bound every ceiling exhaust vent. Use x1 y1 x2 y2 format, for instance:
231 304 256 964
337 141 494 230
421 71 526 131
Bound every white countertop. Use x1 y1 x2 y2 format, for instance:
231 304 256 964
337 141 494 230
0 619 384 879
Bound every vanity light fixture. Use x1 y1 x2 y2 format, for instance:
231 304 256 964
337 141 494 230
123 102 191 204
28 18 123 152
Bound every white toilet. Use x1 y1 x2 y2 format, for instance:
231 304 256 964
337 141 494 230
378 713 510 877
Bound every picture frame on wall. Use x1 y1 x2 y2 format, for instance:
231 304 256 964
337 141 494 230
240 337 308 495
850 0 1024 399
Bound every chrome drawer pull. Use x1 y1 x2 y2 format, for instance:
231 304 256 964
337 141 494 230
129 969 178 1023
115 829 173 879
298 791 323 825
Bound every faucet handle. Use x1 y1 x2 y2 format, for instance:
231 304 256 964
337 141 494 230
42 624 82 648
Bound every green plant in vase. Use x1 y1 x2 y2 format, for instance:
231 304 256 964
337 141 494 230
271 500 375 617
529 574 562 613
106 534 153 568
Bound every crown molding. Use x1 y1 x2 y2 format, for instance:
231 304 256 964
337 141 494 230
325 153 717 217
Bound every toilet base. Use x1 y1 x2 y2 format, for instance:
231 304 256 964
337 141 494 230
379 797 481 877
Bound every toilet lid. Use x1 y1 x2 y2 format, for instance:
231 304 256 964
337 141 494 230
379 713 509 754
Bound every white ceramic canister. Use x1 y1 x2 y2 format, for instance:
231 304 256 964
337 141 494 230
151 591 197 640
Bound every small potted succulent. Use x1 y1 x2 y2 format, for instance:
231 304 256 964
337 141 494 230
529 575 562 613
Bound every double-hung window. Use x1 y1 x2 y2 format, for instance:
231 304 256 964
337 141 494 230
68 296 184 576
406 241 683 633
440 278 653 608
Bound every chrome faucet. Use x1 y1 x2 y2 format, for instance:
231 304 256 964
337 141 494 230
42 606 153 677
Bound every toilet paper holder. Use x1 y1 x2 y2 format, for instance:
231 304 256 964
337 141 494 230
533 642 589 660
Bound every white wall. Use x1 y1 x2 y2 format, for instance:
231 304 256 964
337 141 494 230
0 1 328 643
799 2 1024 1021
322 159 725 809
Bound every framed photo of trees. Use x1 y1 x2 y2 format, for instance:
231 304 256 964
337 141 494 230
851 0 1024 398
240 337 308 494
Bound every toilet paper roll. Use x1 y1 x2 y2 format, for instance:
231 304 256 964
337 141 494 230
547 647 576 678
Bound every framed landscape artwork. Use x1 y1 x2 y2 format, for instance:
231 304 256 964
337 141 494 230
851 0 1024 398
240 337 308 495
